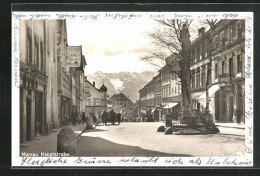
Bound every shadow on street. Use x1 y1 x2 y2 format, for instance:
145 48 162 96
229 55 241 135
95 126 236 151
76 136 192 157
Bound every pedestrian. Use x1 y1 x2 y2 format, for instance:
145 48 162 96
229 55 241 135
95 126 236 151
101 109 108 126
110 108 116 125
117 110 121 125
154 107 159 122
81 112 86 124
71 105 78 126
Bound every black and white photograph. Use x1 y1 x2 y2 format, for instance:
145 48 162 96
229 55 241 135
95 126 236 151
11 11 253 167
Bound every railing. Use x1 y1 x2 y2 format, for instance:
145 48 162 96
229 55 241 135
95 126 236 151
168 115 219 134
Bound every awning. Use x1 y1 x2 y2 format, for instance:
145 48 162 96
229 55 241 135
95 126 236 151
198 85 220 99
163 103 178 109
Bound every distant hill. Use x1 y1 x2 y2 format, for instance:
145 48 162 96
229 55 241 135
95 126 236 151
86 71 158 102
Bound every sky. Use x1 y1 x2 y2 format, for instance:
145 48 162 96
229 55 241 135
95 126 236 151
66 18 204 75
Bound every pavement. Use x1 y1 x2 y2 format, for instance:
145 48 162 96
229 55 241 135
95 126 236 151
76 122 245 157
19 122 245 157
20 124 86 156
215 123 245 129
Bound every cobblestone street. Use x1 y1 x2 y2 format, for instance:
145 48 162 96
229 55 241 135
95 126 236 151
76 122 245 157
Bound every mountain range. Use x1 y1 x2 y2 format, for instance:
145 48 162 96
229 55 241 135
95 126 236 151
86 71 158 102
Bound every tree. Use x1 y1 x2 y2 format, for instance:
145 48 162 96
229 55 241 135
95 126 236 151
142 19 193 113
201 19 219 111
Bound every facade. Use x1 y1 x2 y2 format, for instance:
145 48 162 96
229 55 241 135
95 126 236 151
84 77 107 119
56 20 71 128
139 87 147 114
109 93 133 112
19 19 87 143
189 19 245 123
138 73 163 120
160 66 182 119
20 20 49 142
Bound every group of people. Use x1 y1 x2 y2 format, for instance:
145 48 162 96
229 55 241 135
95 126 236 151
101 108 121 126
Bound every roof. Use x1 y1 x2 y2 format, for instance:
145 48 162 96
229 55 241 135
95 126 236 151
109 93 133 104
85 79 101 92
100 84 107 92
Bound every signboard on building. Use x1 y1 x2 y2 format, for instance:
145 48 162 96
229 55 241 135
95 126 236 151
67 46 82 67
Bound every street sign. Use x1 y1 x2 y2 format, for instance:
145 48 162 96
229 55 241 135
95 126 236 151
67 46 82 67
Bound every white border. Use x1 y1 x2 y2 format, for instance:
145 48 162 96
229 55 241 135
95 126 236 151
12 12 254 167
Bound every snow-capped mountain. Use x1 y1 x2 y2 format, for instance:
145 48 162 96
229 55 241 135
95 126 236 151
86 71 158 102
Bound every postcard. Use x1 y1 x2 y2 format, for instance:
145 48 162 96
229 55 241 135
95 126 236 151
12 10 253 167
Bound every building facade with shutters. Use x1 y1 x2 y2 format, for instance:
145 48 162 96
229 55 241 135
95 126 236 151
189 19 245 123
19 20 50 142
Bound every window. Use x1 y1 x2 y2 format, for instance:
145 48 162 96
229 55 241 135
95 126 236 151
237 22 242 38
27 29 32 64
191 70 195 88
222 60 225 75
229 58 233 75
94 98 99 106
220 31 225 46
196 47 200 61
201 66 206 86
200 43 203 60
215 63 218 79
196 68 200 87
40 42 43 71
230 26 233 42
192 49 195 63
237 54 242 74
34 36 39 67
178 86 181 94
175 87 177 95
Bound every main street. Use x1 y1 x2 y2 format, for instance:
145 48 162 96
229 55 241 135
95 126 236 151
76 122 245 157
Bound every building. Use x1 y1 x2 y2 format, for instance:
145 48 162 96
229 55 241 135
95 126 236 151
138 73 164 120
109 93 133 112
56 20 71 128
19 19 87 144
189 19 245 123
160 65 181 120
19 20 49 142
139 86 147 115
84 77 108 119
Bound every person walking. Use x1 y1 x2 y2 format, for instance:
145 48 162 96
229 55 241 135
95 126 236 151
117 110 121 125
101 109 108 126
71 105 78 126
81 112 86 124
110 108 116 125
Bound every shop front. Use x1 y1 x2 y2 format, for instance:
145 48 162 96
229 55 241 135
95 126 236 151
20 65 47 143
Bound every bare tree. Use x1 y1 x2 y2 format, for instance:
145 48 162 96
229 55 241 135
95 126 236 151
142 19 193 113
202 19 219 111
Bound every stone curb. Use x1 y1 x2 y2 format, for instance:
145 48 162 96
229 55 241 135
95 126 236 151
215 124 245 129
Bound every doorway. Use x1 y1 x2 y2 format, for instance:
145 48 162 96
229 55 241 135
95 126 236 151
35 92 43 137
26 90 32 141
229 96 234 122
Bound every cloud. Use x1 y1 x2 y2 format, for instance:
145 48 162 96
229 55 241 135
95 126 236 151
103 49 125 56
84 43 100 53
129 45 150 54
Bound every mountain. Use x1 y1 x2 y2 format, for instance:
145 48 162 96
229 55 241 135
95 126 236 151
86 71 158 102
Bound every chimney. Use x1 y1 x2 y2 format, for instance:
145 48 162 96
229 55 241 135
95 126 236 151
198 27 205 37
93 82 95 87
